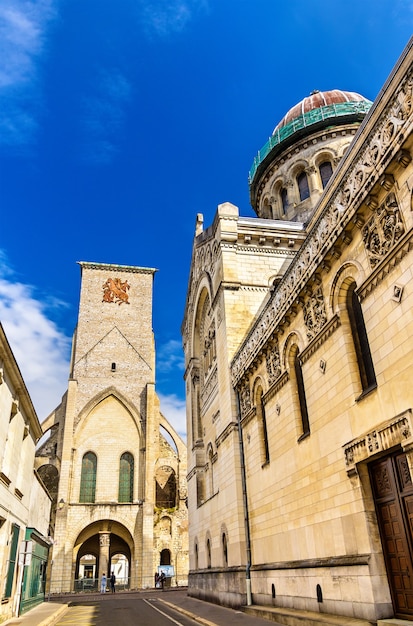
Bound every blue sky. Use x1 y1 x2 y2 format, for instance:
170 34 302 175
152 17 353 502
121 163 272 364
0 0 411 438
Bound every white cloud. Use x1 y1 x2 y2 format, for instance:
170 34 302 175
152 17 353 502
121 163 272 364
156 338 185 373
158 392 187 440
139 0 208 37
0 255 187 440
0 0 56 146
0 258 71 420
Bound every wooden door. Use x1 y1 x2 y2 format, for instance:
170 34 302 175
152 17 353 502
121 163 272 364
370 452 413 617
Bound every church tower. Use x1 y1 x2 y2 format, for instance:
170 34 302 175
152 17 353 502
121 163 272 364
37 262 188 591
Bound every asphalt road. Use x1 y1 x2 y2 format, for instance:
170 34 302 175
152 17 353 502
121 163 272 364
55 597 202 626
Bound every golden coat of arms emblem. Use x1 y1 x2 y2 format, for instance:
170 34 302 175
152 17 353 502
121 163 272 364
102 277 130 305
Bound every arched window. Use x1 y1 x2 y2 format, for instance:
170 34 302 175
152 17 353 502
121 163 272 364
156 467 176 508
119 452 134 503
206 538 211 569
292 347 310 439
160 548 171 565
195 542 199 570
280 188 288 214
346 282 376 394
256 387 270 464
208 446 214 498
222 533 228 567
297 171 310 201
319 161 333 188
79 452 97 503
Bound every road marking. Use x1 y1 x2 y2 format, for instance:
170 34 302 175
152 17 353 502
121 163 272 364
144 598 193 625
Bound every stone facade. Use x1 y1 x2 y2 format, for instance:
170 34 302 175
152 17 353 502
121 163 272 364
37 262 188 592
182 39 413 621
0 323 52 621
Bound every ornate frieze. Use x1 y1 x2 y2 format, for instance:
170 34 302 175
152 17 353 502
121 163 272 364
239 382 252 417
358 229 413 301
266 342 281 385
300 315 341 364
302 287 327 341
343 409 413 476
362 192 405 268
231 67 413 386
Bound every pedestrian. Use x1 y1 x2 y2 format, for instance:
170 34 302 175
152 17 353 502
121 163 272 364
155 572 159 588
159 571 166 590
110 571 116 593
100 572 107 594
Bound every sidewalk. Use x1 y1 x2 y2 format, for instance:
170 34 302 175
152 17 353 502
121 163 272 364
1 601 68 626
1 588 380 626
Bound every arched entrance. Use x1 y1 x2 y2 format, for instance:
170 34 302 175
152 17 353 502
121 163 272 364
73 521 133 591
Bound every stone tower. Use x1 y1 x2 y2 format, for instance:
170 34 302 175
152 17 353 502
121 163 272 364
36 262 188 592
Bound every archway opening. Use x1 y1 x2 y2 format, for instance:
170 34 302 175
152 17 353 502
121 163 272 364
74 531 131 591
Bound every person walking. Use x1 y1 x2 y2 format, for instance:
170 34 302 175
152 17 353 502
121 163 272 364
110 571 116 593
100 572 107 594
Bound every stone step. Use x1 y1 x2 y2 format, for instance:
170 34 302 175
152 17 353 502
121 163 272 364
377 620 413 626
243 605 375 626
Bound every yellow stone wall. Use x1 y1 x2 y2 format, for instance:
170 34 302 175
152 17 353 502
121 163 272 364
46 263 188 592
183 39 413 621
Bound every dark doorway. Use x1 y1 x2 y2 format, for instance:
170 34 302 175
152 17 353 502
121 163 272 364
370 450 413 617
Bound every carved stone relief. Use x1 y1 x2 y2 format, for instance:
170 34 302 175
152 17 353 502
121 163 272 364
303 287 328 341
239 382 252 417
266 342 281 385
362 192 405 268
231 68 413 386
102 278 130 305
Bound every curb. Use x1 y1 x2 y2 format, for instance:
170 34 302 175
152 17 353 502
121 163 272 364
38 605 69 626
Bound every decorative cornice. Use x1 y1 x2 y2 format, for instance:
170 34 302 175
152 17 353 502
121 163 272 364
236 245 298 256
231 65 413 387
78 261 157 274
250 553 370 571
241 406 256 428
343 409 413 476
300 314 341 364
215 421 238 448
263 371 289 404
358 229 413 301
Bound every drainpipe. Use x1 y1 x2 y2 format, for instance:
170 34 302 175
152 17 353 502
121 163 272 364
235 390 252 606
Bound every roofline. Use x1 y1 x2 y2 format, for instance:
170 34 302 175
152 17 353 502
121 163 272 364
0 323 42 439
78 261 158 274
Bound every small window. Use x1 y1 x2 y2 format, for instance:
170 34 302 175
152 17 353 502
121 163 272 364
319 161 333 188
280 188 288 214
297 171 310 201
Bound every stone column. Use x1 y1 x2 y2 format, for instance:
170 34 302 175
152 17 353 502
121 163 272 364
99 532 110 577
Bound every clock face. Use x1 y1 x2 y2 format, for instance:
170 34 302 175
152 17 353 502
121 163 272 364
102 277 130 305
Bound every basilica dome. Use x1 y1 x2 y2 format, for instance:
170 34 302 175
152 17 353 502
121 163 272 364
273 90 371 133
249 89 373 222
